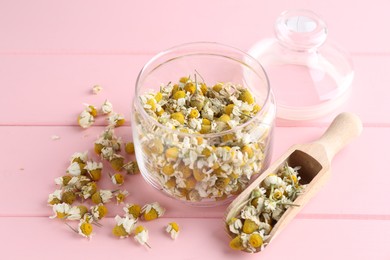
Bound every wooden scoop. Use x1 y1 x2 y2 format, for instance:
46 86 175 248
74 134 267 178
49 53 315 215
224 112 363 252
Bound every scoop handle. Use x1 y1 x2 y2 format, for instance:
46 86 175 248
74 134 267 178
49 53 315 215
316 112 363 161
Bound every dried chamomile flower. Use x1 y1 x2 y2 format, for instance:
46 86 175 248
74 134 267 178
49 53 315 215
90 203 108 220
92 85 103 95
115 190 129 204
101 99 113 115
48 189 63 205
109 154 125 171
123 203 142 219
55 175 78 188
133 225 150 248
125 142 135 155
67 205 89 220
78 219 93 239
70 151 88 164
67 162 83 176
110 172 125 186
166 222 180 240
112 215 137 238
141 202 165 221
50 202 71 219
228 218 242 235
61 190 77 204
108 112 125 127
123 161 139 175
81 181 98 199
78 110 95 128
85 161 103 181
91 189 113 204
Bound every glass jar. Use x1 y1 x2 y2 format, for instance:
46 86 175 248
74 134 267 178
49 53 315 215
249 10 354 120
131 42 276 206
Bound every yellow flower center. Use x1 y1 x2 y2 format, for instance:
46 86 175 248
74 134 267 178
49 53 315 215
80 222 93 236
249 233 263 248
134 225 145 235
113 173 124 185
162 164 175 176
165 147 179 160
128 205 141 218
112 225 128 237
173 90 186 100
110 157 124 171
143 208 158 221
125 142 135 154
97 205 108 218
89 169 102 181
229 236 244 250
170 222 179 232
170 112 185 124
242 219 259 234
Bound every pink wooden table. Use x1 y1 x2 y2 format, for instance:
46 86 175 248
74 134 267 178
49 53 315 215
1 1 389 259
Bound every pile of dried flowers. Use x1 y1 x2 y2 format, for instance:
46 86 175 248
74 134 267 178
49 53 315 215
227 163 305 252
135 76 274 203
48 93 180 246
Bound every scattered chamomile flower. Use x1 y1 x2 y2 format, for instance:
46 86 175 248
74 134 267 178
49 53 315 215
112 215 137 238
61 190 77 204
91 189 113 204
70 151 88 164
111 172 125 186
108 112 125 127
85 161 103 181
101 99 113 115
90 203 108 220
133 225 150 248
85 104 98 117
92 85 103 95
123 203 142 219
81 181 98 199
78 219 93 239
78 110 95 128
66 162 83 176
125 142 135 155
141 202 165 221
67 205 88 220
123 161 139 175
54 175 78 188
50 202 71 219
109 154 125 171
47 189 62 205
115 190 129 204
166 222 180 240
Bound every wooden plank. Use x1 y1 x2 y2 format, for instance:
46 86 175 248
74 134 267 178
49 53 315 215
0 55 389 126
0 0 388 54
0 217 388 259
0 125 388 217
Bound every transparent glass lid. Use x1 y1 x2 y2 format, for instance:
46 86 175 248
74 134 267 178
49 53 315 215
249 9 354 120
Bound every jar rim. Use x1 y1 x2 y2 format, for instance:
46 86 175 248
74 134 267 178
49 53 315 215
134 41 273 138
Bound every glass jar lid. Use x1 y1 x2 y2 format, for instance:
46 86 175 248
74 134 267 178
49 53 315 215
249 9 354 120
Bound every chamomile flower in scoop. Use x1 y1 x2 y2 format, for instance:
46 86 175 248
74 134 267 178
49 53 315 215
141 202 165 221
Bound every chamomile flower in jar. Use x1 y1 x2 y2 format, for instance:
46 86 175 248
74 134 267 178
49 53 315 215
131 42 275 206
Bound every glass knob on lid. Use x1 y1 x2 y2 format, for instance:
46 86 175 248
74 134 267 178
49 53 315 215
249 9 354 120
